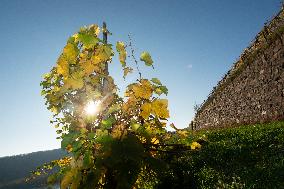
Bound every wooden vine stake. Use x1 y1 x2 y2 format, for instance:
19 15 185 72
102 22 109 95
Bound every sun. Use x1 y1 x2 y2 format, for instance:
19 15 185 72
84 100 101 115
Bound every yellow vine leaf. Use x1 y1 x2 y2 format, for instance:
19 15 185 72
190 142 201 150
79 52 87 59
78 49 102 73
64 71 84 90
124 84 135 97
47 93 61 105
123 67 133 79
89 24 100 36
154 87 163 95
140 102 152 119
111 124 126 139
133 79 153 99
56 157 72 167
119 51 127 66
80 60 100 75
151 99 169 118
91 55 103 67
50 106 59 114
116 41 125 52
57 43 78 77
140 99 169 119
95 44 113 63
177 130 188 138
122 97 138 113
63 43 78 63
57 55 69 77
116 41 127 66
151 137 159 144
160 121 167 127
72 33 79 43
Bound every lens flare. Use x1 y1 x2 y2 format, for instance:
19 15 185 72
84 100 101 115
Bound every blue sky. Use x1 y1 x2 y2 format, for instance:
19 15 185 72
0 0 281 157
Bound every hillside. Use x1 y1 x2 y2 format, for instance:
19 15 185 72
0 149 66 189
158 121 284 188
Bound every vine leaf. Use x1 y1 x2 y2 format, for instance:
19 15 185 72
154 87 163 95
151 137 159 144
140 51 153 66
140 102 152 119
77 33 99 49
95 44 113 63
132 79 153 99
159 86 168 95
190 142 202 150
131 122 140 131
57 55 69 77
116 41 127 67
80 60 98 75
151 99 169 119
89 24 100 36
57 43 78 77
140 99 169 119
64 71 84 90
151 78 162 85
123 67 133 79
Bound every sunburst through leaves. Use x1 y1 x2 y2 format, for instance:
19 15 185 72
37 23 199 189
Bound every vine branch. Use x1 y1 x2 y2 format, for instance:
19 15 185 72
128 34 142 80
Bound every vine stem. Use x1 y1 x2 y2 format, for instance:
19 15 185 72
128 34 142 80
102 22 109 94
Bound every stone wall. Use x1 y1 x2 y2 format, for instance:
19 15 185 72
193 8 284 130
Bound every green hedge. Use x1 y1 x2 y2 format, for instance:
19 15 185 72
157 121 284 189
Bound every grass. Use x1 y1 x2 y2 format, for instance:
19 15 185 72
157 121 284 189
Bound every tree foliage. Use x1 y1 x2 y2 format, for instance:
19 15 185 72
38 23 197 189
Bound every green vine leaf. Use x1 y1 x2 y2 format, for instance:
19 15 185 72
140 51 153 66
151 78 162 85
77 32 99 49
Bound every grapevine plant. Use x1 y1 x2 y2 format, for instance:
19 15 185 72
38 23 200 189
